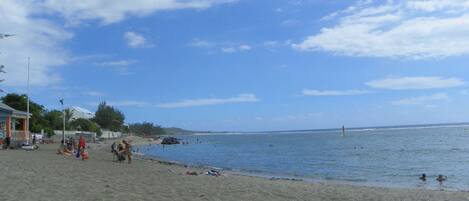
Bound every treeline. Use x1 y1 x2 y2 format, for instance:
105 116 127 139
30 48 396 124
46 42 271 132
2 93 166 137
128 122 166 136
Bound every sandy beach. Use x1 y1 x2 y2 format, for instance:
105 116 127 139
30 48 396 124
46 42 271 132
0 143 469 201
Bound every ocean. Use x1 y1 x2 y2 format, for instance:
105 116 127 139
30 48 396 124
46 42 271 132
137 124 469 191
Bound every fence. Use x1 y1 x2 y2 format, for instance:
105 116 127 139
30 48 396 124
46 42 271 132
12 130 28 141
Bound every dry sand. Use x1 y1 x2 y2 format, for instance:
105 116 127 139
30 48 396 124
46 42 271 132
1 144 469 201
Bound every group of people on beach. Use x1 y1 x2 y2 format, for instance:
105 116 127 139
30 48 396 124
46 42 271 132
56 136 88 160
111 140 132 164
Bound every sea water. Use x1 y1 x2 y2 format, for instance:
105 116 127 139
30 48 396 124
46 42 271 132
138 124 469 191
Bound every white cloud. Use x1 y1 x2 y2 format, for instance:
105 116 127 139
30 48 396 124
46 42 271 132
157 93 259 108
0 0 72 87
42 0 237 25
221 45 252 53
238 45 251 51
221 47 236 53
190 38 252 53
391 93 450 106
302 89 371 96
281 19 300 26
366 76 465 90
263 41 280 47
293 0 469 59
94 59 137 75
263 40 292 51
94 60 137 66
188 38 214 48
107 100 150 107
124 31 150 48
84 91 104 97
0 1 233 88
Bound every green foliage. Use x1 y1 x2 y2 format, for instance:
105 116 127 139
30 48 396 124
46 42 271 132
44 110 63 130
2 93 49 133
94 102 125 132
1 93 180 138
69 118 102 135
163 127 194 135
43 127 55 137
129 122 166 136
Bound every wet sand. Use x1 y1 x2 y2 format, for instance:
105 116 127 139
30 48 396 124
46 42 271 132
1 143 469 201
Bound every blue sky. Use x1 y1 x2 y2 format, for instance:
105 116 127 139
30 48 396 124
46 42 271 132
3 0 469 131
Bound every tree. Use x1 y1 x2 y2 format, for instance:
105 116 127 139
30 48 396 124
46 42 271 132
1 93 49 133
44 110 63 130
129 122 165 136
94 102 125 132
69 118 102 136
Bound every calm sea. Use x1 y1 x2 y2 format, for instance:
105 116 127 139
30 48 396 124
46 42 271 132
138 124 469 191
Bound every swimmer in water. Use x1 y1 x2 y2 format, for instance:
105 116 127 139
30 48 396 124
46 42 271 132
419 173 426 182
436 175 447 185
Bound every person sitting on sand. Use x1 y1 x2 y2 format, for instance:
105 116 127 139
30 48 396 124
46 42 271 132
80 147 89 160
56 147 72 156
66 137 72 150
419 173 426 182
436 175 447 185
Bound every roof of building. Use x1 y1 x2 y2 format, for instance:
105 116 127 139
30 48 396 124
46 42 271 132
0 102 15 113
69 106 94 119
71 106 93 114
0 102 31 118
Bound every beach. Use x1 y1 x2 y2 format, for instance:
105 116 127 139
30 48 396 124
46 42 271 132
0 143 468 201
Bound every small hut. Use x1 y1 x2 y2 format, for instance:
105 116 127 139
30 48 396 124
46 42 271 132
0 102 31 146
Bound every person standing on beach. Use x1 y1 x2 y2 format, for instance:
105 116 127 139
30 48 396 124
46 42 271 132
4 136 10 149
123 140 132 164
78 136 86 158
111 142 117 161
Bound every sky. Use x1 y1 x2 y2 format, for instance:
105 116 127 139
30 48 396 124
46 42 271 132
2 0 469 131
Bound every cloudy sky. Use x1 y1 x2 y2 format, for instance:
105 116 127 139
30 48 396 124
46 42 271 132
2 0 469 131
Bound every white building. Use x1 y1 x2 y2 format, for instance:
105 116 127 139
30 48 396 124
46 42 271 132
69 106 94 120
100 130 122 139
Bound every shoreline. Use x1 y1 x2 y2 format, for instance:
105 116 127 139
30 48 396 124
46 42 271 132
132 145 465 193
1 143 469 201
